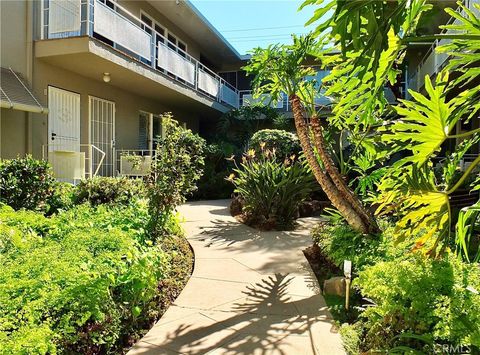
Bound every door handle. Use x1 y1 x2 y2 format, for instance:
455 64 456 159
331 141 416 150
51 132 57 141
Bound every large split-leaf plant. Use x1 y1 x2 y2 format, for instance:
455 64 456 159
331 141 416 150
302 0 480 258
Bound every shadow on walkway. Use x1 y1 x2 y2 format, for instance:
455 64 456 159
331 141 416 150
196 218 311 251
139 274 336 354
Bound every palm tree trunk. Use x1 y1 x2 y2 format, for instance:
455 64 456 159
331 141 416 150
289 94 370 234
310 115 380 233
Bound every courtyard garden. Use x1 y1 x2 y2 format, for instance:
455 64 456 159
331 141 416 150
1 0 480 354
0 117 203 354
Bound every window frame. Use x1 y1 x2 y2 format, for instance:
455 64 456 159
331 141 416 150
139 10 187 53
138 110 164 153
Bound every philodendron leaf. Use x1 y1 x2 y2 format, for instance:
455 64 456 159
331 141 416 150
376 165 450 254
397 191 449 248
132 306 142 317
381 72 462 166
472 175 480 191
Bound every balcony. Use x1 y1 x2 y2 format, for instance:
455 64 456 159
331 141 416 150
239 91 289 110
239 70 334 112
37 0 239 110
407 0 479 92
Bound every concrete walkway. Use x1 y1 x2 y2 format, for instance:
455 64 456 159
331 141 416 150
128 200 345 355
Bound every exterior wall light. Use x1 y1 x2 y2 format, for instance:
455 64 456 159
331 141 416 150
103 73 111 83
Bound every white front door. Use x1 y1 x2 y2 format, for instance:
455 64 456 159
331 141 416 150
48 86 82 180
48 86 81 152
89 96 115 176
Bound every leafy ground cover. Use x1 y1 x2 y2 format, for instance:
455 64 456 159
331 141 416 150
0 201 192 354
0 116 200 354
307 218 480 354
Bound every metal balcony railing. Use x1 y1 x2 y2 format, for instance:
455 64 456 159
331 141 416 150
238 69 333 111
407 0 479 93
239 91 288 110
39 0 240 108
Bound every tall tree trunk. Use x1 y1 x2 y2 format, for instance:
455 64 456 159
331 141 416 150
310 115 380 233
290 94 370 234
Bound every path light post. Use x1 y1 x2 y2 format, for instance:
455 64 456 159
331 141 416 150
344 260 352 310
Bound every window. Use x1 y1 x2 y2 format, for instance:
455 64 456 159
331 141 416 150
98 0 116 10
139 10 188 74
167 33 176 50
138 112 149 150
164 31 187 54
138 112 164 153
140 11 166 40
140 13 153 35
177 41 187 58
155 24 165 40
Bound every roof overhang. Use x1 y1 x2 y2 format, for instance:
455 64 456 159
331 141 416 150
146 0 243 69
0 67 48 114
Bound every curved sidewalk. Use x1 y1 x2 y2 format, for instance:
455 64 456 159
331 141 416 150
129 200 345 355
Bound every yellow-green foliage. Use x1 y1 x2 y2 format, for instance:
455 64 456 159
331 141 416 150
313 219 480 351
312 219 406 273
0 203 169 354
356 253 480 351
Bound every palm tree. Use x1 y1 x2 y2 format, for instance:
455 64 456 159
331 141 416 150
244 36 379 234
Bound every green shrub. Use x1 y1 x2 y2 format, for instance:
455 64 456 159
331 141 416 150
0 203 170 354
73 176 144 206
47 182 75 214
0 204 52 238
230 149 315 229
146 114 205 239
249 129 301 160
339 323 362 355
194 142 237 200
311 218 480 352
0 156 56 212
356 253 480 352
311 219 406 273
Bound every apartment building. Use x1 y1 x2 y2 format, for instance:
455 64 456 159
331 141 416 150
0 0 477 179
1 0 245 177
